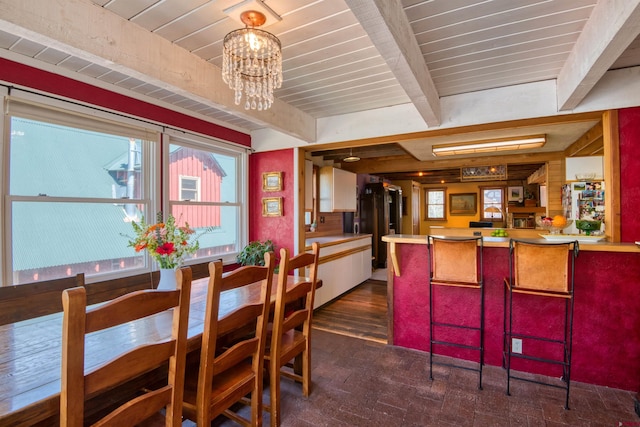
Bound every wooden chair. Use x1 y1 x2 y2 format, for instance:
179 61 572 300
60 267 193 427
264 242 320 427
181 253 275 427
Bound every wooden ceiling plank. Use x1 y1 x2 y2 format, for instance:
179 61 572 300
345 0 441 127
556 0 640 110
0 0 317 142
563 121 603 157
342 151 564 175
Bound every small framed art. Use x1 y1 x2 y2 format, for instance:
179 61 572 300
262 171 282 191
262 197 283 217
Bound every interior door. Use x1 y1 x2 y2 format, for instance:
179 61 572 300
412 184 420 234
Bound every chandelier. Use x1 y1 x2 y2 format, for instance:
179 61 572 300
222 10 282 111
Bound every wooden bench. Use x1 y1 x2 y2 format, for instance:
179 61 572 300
0 262 224 326
0 271 160 326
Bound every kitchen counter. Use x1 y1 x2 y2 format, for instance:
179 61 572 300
383 233 640 252
305 233 373 308
381 234 640 392
305 233 372 250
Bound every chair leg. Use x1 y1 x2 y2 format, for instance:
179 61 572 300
270 361 281 427
302 349 311 397
253 378 263 427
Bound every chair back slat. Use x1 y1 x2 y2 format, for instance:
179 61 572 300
85 341 175 396
85 290 180 332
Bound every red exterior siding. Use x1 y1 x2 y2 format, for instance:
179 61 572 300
169 147 222 228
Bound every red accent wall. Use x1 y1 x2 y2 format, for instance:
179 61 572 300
619 107 640 241
0 58 250 147
249 149 296 257
392 243 640 391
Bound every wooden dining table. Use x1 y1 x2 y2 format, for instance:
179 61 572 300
0 274 315 427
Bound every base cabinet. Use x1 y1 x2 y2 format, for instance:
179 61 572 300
311 237 372 308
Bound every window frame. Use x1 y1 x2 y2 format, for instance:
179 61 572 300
2 91 249 285
164 132 248 266
425 187 447 220
480 186 505 222
4 95 158 285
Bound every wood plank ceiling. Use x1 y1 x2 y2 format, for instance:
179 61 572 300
0 0 637 182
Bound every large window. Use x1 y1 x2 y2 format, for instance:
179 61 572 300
425 188 446 220
167 136 245 264
4 96 247 285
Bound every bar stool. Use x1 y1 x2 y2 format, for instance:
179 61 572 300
503 238 579 409
428 235 484 389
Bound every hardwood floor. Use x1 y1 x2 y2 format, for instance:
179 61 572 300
312 278 387 343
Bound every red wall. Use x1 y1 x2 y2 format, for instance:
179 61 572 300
248 149 296 258
392 243 640 391
619 107 640 241
0 58 250 147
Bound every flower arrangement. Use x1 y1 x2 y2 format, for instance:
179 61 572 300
127 212 203 269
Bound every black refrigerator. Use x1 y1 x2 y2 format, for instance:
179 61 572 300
360 182 402 269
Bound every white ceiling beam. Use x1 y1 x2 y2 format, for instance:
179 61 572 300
345 0 441 127
556 0 640 111
0 0 317 142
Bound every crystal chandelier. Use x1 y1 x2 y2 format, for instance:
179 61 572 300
222 10 282 111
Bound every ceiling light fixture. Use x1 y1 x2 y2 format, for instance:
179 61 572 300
432 135 546 156
342 149 360 163
222 9 282 111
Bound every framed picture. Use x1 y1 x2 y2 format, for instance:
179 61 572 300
508 186 524 202
449 193 477 215
262 197 283 217
262 171 282 191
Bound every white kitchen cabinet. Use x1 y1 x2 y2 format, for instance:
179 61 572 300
309 236 372 308
319 166 357 212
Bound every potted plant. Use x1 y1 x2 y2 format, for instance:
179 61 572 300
236 240 276 267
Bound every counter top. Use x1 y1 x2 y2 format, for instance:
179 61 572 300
382 234 640 252
305 233 372 250
382 234 640 276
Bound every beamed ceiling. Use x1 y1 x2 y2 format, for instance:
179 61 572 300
0 0 638 182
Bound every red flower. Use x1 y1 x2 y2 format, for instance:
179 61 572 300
156 242 175 255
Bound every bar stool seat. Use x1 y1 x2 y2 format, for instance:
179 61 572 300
428 235 484 389
503 238 579 409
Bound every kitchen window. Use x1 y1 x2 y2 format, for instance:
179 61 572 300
480 186 504 221
425 188 446 220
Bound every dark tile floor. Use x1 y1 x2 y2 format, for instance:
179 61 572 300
190 329 638 426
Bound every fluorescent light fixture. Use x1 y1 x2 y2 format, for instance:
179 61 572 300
432 135 546 156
